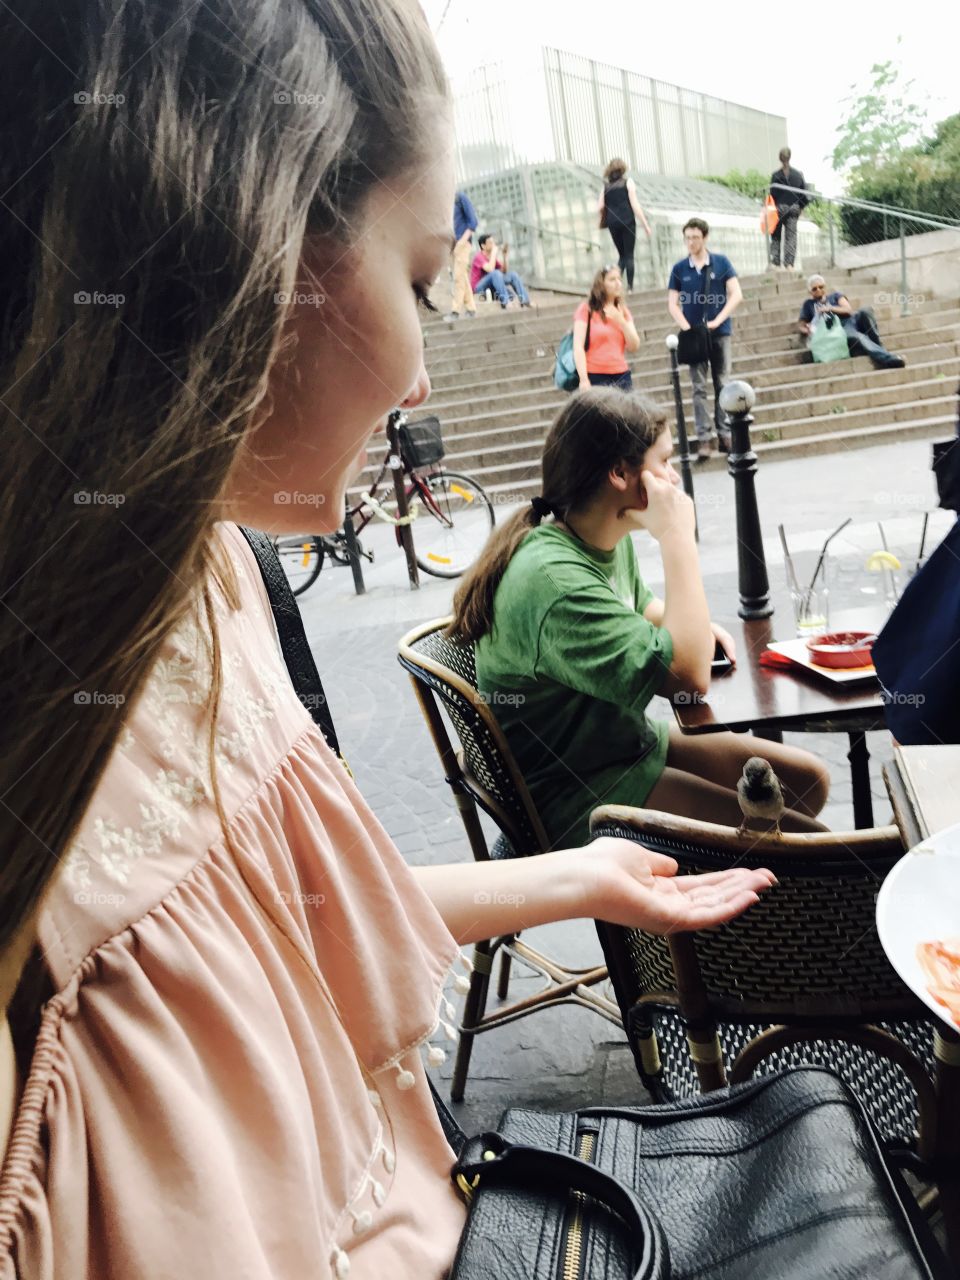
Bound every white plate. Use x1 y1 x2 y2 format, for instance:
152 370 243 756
876 820 960 1030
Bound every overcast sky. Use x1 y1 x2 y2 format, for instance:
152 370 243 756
422 0 959 195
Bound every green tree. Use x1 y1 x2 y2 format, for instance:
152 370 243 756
841 110 960 243
830 55 928 174
697 168 768 198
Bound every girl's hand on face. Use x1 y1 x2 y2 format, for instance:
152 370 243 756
622 470 695 542
575 837 776 933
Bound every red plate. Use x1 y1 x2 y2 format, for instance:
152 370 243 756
805 630 876 669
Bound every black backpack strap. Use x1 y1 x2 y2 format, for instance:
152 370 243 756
237 524 468 1151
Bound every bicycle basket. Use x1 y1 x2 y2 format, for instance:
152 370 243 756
398 416 445 471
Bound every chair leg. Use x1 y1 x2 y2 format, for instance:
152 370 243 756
496 941 514 1000
450 940 494 1102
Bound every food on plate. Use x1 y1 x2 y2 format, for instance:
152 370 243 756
916 938 960 1025
805 631 876 670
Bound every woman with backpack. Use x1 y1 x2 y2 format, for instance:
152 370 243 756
573 264 640 390
598 158 653 292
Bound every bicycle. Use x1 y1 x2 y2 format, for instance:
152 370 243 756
272 411 496 596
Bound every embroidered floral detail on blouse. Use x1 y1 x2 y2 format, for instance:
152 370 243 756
64 768 209 890
63 584 282 892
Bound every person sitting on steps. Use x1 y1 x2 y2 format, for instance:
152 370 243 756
798 276 906 369
469 233 531 310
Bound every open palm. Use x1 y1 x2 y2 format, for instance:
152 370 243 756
588 838 776 934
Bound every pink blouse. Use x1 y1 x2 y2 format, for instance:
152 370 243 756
0 522 467 1278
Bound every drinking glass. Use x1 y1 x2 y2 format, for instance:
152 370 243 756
792 585 829 638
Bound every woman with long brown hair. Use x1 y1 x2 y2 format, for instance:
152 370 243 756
0 4 776 1276
452 389 830 850
573 264 640 390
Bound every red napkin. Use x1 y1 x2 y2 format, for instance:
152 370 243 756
759 648 795 670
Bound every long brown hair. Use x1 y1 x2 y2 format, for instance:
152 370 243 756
450 390 668 643
0 0 446 996
586 265 621 317
603 158 628 184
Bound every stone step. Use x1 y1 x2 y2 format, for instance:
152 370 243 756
421 293 921 370
425 340 960 439
425 313 960 386
423 284 820 345
417 410 956 505
422 367 959 445
419 270 869 336
352 393 956 497
422 277 922 338
427 345 960 423
426 343 960 410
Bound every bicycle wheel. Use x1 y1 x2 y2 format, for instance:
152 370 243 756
411 470 495 578
272 534 325 596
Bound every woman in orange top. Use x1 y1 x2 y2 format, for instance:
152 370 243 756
573 264 640 390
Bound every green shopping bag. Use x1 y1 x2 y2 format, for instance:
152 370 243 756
810 314 850 363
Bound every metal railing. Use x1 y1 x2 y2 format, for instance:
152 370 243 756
763 184 960 316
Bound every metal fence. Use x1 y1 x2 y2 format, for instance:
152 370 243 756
464 162 830 292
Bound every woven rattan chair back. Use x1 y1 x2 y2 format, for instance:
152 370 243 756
397 617 549 858
592 805 912 1017
589 804 937 1156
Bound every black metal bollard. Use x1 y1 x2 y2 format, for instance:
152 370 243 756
340 505 366 595
665 334 698 542
720 381 772 620
386 410 420 590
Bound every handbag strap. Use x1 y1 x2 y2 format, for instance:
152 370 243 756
585 308 592 353
238 525 343 759
453 1133 670 1280
237 523 469 1154
699 255 711 328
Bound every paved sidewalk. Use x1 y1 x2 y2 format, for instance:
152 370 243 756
300 437 951 1131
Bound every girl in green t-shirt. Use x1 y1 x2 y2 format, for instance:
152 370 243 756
451 389 829 847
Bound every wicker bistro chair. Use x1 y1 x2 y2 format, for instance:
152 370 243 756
397 617 622 1101
588 804 960 1179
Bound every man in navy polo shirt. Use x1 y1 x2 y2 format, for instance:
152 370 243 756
667 218 743 458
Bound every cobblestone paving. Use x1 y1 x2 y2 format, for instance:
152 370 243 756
301 438 948 1131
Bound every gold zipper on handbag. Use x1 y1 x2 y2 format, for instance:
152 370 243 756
561 1131 596 1280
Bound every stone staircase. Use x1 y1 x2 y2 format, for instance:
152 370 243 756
352 273 960 505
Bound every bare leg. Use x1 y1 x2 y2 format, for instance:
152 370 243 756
659 726 831 820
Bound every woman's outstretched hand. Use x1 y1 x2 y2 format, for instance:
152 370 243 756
577 837 776 934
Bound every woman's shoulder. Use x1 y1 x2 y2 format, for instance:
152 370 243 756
37 522 315 988
504 526 608 593
573 300 589 322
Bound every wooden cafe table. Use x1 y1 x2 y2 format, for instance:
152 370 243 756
671 612 886 828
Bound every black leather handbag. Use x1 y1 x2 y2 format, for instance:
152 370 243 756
449 1068 949 1280
237 528 949 1280
675 323 711 366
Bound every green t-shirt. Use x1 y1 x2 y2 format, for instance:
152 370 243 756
475 524 674 849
